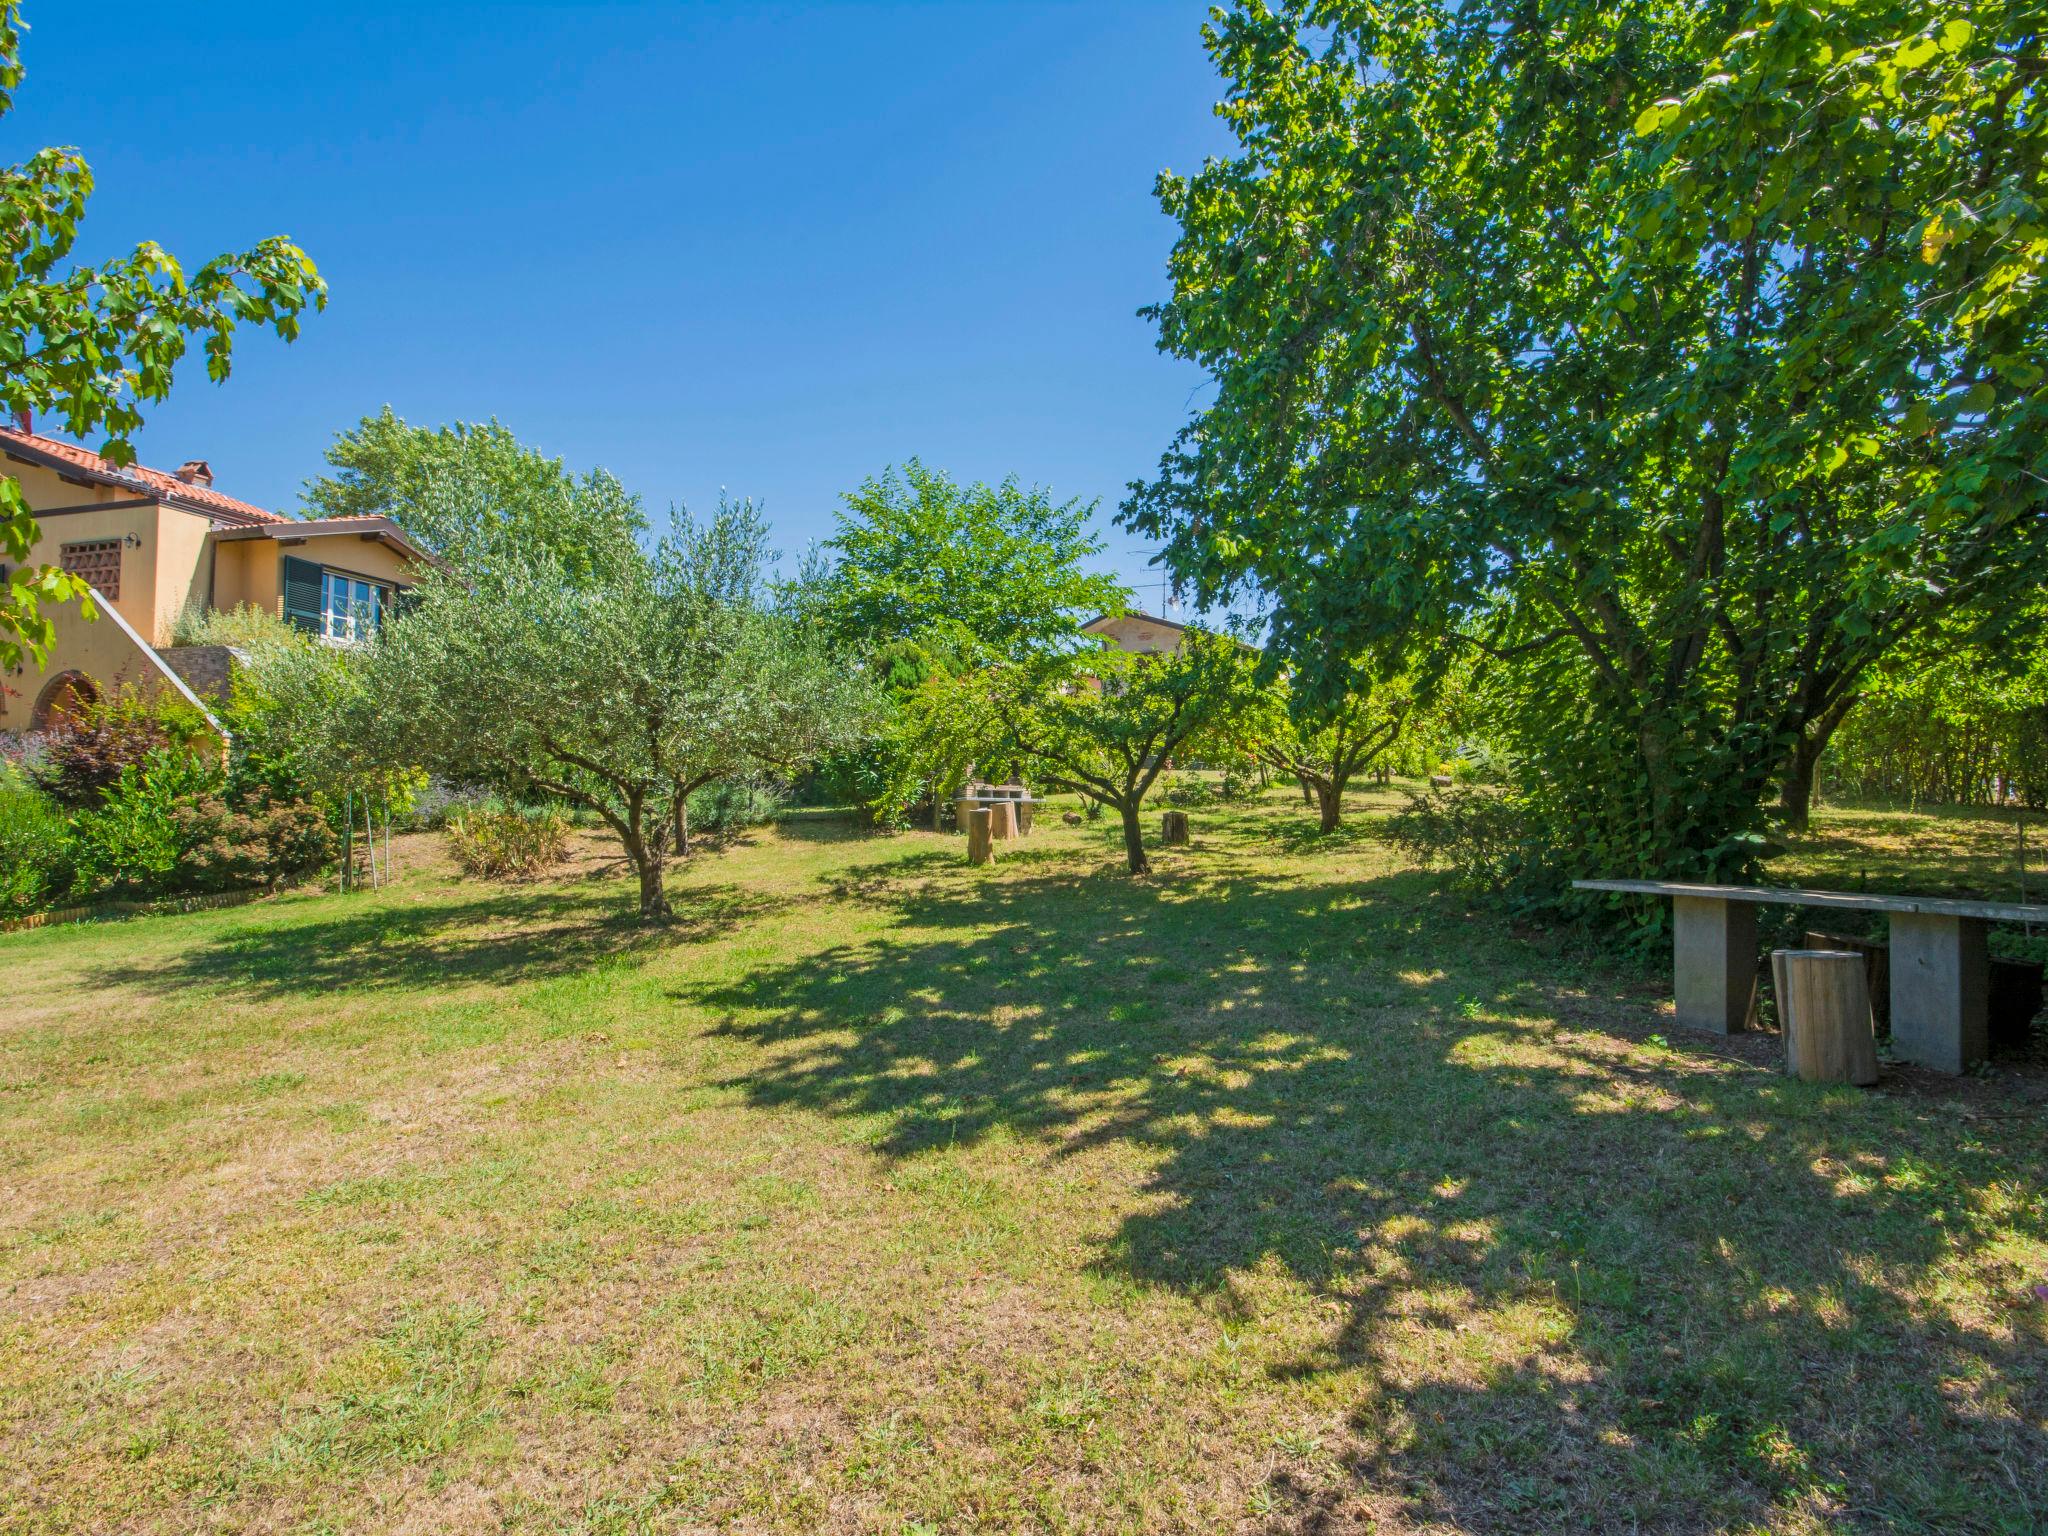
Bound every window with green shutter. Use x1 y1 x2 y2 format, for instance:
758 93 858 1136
282 555 323 635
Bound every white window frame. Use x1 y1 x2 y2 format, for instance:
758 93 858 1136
318 569 389 644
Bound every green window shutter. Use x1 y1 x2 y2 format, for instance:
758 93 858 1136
282 556 323 634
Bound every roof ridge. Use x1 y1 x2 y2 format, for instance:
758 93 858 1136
0 424 292 524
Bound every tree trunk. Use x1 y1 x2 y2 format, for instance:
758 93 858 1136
1316 779 1342 833
1778 739 1822 832
673 793 691 859
623 829 672 922
1299 774 1314 806
1119 801 1150 874
1779 698 1855 832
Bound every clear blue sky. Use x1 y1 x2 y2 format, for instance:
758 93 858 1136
13 1 1234 606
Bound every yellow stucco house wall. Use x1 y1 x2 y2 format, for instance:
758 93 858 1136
0 423 429 733
1080 610 1190 656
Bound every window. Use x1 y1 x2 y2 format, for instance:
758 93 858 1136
60 539 121 599
282 555 393 642
319 570 388 642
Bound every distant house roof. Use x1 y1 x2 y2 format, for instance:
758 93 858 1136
0 423 291 527
1080 609 1189 636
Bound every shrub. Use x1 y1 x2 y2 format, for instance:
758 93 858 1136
72 749 221 898
1380 784 1556 896
686 779 785 838
1218 763 1262 801
33 689 220 808
0 771 75 914
446 807 571 879
167 600 305 656
398 780 503 832
174 794 338 892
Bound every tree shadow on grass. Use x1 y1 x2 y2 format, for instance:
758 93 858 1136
681 864 2048 1532
93 883 776 999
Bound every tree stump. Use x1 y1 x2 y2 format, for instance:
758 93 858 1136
965 807 994 866
1775 949 1879 1085
1016 800 1035 836
1161 810 1189 846
990 801 1018 842
1804 930 1890 1032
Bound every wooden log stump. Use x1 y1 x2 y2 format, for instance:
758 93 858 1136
965 807 994 866
1161 810 1189 846
990 802 1018 842
1804 930 1890 1032
1017 800 1035 836
1775 949 1879 1085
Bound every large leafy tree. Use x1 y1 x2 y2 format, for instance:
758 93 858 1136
1125 0 2046 883
303 408 647 579
0 3 325 668
806 459 1132 824
813 459 1128 664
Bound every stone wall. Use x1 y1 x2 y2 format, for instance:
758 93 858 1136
157 644 244 702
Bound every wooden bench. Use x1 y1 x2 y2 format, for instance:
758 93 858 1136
1573 879 2048 1075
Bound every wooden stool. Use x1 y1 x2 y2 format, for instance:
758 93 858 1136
1773 949 1879 1085
965 807 994 866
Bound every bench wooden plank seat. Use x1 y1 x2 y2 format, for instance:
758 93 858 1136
1573 879 2048 925
1573 878 2048 1075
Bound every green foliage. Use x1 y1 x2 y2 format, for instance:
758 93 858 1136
686 779 783 837
32 687 220 808
812 460 1128 665
1381 786 1555 899
1126 0 2048 889
445 807 571 880
302 408 647 579
1020 629 1261 873
168 601 304 657
364 496 869 918
1235 652 1427 832
72 749 221 898
0 765 72 914
0 3 324 667
1822 615 2048 808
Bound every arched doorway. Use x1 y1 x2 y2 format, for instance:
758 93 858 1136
30 670 97 731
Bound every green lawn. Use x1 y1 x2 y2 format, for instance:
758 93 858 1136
2 786 2043 1534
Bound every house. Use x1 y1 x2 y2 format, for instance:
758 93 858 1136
0 419 430 733
1080 609 1189 657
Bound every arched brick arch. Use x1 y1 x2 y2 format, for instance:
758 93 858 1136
30 670 97 731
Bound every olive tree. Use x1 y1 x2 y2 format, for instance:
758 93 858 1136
367 502 868 920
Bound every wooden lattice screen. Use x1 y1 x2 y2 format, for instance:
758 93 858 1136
60 539 121 599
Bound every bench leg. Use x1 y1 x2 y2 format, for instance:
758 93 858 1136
1888 913 1989 1074
1673 895 1754 1034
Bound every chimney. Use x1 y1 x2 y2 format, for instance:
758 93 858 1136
175 459 213 489
11 408 29 435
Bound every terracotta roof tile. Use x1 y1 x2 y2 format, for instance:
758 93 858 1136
0 425 292 524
